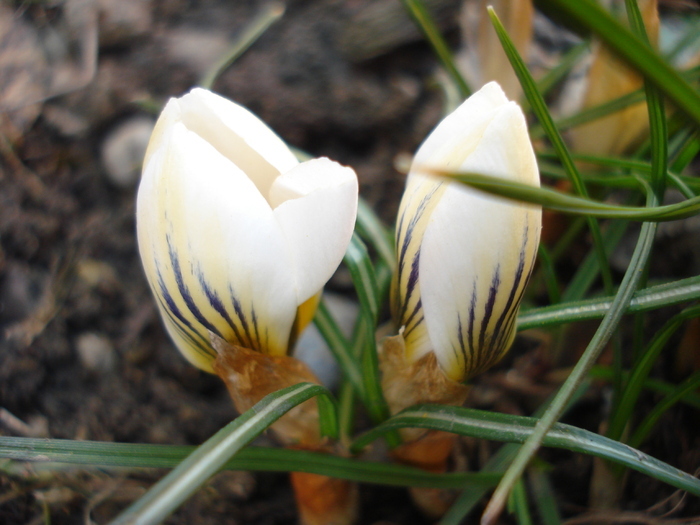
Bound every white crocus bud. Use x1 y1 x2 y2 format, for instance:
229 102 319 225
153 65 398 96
137 88 358 374
393 81 541 383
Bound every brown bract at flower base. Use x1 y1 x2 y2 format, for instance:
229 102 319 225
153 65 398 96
380 334 470 517
211 334 358 525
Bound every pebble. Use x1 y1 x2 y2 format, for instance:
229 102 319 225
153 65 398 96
98 0 153 47
76 332 116 373
294 293 359 391
101 116 154 188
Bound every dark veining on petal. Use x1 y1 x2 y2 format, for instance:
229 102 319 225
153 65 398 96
396 183 443 323
251 306 260 347
491 249 526 354
228 286 254 350
456 311 468 369
403 299 424 337
196 267 247 347
468 281 477 362
156 266 205 344
155 289 214 359
478 266 500 355
167 235 222 338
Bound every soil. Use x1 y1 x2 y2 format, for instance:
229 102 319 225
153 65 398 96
1 1 700 524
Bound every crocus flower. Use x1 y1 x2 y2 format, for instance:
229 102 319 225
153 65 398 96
137 88 358 373
392 81 541 383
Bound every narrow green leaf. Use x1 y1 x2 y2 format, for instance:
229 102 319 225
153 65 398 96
352 404 700 497
343 235 396 444
0 438 500 490
510 478 533 525
589 365 700 411
313 300 365 398
518 276 700 330
528 469 562 525
488 5 613 295
560 220 628 303
534 0 700 128
199 3 284 89
438 383 592 525
531 89 647 140
110 383 335 525
344 234 380 323
607 304 700 442
398 0 471 98
629 371 700 449
437 169 700 221
539 151 700 194
670 130 700 175
356 198 396 271
485 187 659 522
537 244 561 305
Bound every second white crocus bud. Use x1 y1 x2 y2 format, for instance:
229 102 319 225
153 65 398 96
137 88 358 373
392 81 541 384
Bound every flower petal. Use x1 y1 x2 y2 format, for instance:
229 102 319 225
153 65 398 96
137 121 299 367
392 172 446 362
413 81 509 169
270 157 358 303
177 88 299 199
418 102 541 381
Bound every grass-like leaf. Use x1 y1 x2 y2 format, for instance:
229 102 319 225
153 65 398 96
438 384 592 525
313 300 364 398
436 169 700 220
628 371 700 450
344 234 380 323
0 438 501 490
351 404 700 497
517 275 700 330
560 220 628 303
199 2 284 89
589 366 700 411
398 0 471 98
509 478 533 525
607 304 700 443
535 0 700 128
528 469 562 525
110 383 335 525
343 235 396 444
485 192 659 522
356 198 396 271
487 5 613 295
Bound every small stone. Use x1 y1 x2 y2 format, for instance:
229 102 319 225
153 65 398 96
294 293 359 390
101 116 154 188
76 332 116 373
98 0 152 47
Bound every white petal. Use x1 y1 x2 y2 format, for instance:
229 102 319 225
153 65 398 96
177 88 299 199
270 158 358 303
413 81 509 169
457 101 539 185
137 122 299 364
417 103 541 381
391 172 446 362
